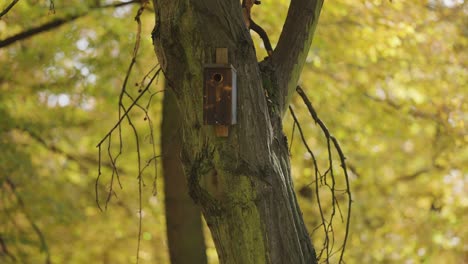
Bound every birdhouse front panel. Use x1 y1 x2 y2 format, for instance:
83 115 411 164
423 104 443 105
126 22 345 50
203 64 237 125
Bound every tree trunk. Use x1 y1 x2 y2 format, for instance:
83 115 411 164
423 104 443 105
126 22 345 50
162 88 208 264
152 0 323 263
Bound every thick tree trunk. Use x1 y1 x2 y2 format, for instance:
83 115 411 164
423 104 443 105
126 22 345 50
162 88 208 264
152 0 322 263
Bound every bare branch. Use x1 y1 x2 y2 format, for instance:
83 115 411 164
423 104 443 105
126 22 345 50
0 15 81 48
94 2 161 263
0 0 19 18
96 145 103 211
288 106 329 261
296 86 352 263
0 0 140 48
96 67 161 148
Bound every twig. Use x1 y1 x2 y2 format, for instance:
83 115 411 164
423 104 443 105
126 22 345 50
96 68 161 148
96 145 103 211
123 65 162 195
105 134 122 210
122 103 143 264
330 137 352 263
289 106 329 262
0 0 19 18
95 2 154 264
296 86 352 263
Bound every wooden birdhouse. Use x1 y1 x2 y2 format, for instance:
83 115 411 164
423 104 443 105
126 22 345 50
203 64 237 125
203 48 237 137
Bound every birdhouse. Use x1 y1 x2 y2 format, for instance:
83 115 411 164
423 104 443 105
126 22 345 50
203 64 237 126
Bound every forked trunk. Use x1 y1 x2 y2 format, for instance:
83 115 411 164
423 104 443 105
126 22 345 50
153 0 322 262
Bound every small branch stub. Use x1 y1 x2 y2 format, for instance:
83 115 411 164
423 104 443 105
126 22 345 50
203 48 237 137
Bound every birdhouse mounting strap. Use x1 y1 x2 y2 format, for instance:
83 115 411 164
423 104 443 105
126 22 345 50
216 48 228 64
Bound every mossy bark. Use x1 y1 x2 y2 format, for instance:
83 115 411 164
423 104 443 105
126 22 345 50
152 0 322 263
162 88 207 264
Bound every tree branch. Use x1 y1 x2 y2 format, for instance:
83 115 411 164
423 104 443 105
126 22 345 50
272 0 324 114
0 15 81 48
0 0 19 18
0 0 140 49
296 86 353 263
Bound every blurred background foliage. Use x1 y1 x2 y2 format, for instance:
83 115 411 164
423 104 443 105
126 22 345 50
0 0 466 263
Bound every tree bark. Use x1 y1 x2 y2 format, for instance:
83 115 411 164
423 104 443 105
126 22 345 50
152 0 323 263
162 88 208 264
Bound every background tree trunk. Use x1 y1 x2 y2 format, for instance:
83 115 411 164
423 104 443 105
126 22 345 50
162 88 208 264
153 0 322 263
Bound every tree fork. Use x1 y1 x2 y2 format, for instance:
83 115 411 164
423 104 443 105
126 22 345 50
152 0 323 263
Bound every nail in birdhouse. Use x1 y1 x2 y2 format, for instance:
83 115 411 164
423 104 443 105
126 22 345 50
203 64 237 125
